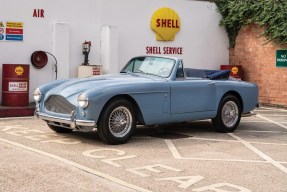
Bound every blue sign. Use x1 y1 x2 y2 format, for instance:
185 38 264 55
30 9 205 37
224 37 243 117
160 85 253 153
6 35 23 41
0 34 4 40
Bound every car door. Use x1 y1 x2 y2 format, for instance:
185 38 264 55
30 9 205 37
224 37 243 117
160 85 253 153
170 79 216 114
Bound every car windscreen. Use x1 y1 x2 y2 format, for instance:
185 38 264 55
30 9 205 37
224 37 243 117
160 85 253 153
121 57 175 78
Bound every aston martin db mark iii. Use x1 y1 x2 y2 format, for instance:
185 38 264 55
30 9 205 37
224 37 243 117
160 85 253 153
34 56 258 144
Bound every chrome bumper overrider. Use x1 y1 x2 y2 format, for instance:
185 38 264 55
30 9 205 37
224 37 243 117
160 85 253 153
35 111 96 128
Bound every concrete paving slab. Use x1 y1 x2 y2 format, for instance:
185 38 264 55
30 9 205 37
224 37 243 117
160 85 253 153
0 108 287 192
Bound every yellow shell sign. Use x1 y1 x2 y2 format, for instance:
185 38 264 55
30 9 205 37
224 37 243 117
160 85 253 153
15 66 24 75
231 67 239 75
150 7 181 41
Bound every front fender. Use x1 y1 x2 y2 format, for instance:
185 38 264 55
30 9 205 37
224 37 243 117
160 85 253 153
80 81 170 125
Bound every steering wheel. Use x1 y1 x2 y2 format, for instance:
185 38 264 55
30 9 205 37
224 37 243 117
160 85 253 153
158 67 170 77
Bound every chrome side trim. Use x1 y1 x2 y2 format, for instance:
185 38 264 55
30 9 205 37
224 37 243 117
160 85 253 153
36 112 96 127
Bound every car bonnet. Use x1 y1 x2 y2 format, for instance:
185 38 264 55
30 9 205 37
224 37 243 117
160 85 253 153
45 74 164 104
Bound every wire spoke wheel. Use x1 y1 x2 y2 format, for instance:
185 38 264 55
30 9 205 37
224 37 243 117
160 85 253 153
97 99 136 144
221 101 239 128
212 94 241 133
108 106 132 137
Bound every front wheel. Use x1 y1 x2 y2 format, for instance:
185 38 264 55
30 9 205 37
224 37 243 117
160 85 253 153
97 99 136 145
212 95 242 133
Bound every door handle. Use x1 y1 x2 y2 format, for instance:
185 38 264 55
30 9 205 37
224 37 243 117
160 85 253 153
208 82 215 86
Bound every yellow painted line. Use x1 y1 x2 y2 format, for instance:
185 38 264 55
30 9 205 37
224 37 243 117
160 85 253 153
0 116 34 120
229 133 287 175
238 130 287 133
258 107 287 112
257 114 287 130
189 136 287 146
0 138 152 192
164 139 267 163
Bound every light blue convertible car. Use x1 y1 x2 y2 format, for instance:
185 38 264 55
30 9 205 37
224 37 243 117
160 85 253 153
34 56 258 144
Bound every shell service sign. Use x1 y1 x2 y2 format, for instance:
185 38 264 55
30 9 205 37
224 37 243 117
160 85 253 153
150 7 181 41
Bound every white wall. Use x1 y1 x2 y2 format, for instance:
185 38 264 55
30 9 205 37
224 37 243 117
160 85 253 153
0 0 229 103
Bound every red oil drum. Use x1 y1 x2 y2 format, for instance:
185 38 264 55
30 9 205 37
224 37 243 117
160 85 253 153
2 64 30 107
220 65 243 79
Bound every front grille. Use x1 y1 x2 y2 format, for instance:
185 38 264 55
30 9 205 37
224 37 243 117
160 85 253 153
45 95 75 114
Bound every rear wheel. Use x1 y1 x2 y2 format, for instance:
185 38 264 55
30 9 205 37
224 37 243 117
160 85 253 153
47 124 73 133
212 95 242 133
97 99 136 145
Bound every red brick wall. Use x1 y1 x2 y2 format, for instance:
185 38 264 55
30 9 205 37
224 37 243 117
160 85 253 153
230 24 287 107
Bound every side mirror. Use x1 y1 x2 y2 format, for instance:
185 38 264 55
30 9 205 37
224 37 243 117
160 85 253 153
176 68 184 78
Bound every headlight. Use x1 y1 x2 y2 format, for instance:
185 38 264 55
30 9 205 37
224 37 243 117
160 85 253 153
78 93 89 109
33 88 42 102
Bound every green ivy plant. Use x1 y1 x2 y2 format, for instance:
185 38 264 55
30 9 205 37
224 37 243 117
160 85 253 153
213 0 287 48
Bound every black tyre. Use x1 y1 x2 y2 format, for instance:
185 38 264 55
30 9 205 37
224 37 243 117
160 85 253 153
212 95 242 133
97 99 136 145
47 124 73 133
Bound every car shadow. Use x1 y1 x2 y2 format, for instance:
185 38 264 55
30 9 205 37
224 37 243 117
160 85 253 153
66 120 215 144
134 120 214 139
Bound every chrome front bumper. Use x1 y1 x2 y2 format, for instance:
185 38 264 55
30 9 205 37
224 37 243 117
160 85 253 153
35 111 96 129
